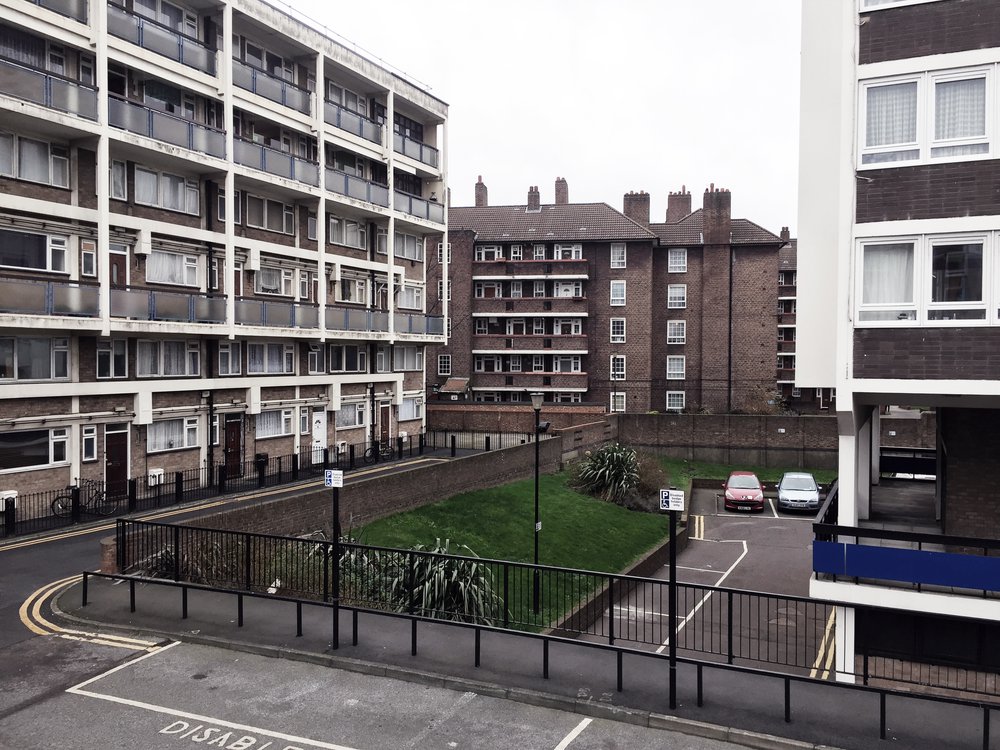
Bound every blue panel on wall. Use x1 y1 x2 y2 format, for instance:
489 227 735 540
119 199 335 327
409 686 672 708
813 541 847 577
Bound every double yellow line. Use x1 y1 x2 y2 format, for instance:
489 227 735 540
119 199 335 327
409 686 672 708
810 607 837 680
19 574 160 651
688 514 705 540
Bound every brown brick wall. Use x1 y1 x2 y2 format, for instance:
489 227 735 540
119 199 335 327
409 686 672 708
427 403 608 433
941 407 1000 538
426 229 474 391
855 328 1000 379
860 0 1000 64
731 247 780 412
78 148 97 208
856 161 1000 224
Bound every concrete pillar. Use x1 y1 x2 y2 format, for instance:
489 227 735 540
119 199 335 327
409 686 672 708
870 408 881 486
835 605 855 684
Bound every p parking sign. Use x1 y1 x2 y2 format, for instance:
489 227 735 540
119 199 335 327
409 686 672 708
659 488 685 512
325 469 344 488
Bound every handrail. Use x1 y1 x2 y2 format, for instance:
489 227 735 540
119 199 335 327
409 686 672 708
813 522 1000 551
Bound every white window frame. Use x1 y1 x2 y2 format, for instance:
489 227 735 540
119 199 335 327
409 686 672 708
610 280 626 306
610 354 626 381
82 426 97 462
256 408 294 439
610 243 626 269
398 283 423 310
0 133 69 188
0 229 67 274
148 417 199 453
219 342 242 375
399 396 422 421
667 320 687 344
555 243 582 260
437 354 451 376
668 248 687 273
246 194 295 234
329 344 368 373
335 402 365 429
609 392 626 413
97 339 127 379
393 345 423 371
134 166 200 215
475 244 503 261
256 266 294 296
136 340 200 377
667 284 687 309
666 355 686 380
247 342 295 374
509 245 523 260
307 343 325 374
665 391 685 412
147 249 199 287
610 318 626 343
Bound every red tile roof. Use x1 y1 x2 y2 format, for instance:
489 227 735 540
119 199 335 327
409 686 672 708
449 203 657 242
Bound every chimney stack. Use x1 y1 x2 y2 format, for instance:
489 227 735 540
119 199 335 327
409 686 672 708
702 184 732 245
780 226 790 242
622 190 650 227
666 185 692 223
474 175 488 207
554 176 569 205
527 185 540 212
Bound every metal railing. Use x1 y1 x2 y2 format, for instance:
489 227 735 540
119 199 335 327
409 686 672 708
393 132 439 168
393 191 445 224
0 277 100 317
110 288 225 323
109 96 225 158
234 298 319 328
325 306 389 333
232 59 310 114
0 56 97 120
234 139 318 186
31 0 87 21
325 170 389 207
108 5 216 75
393 312 444 335
324 100 382 144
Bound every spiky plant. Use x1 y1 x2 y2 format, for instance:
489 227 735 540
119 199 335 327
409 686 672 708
575 443 640 504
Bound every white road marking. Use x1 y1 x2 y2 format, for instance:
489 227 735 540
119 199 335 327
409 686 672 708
655 539 749 655
66 640 180 691
768 499 779 518
674 564 717 573
553 718 592 750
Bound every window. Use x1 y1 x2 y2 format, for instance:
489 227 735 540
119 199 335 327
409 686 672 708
610 280 626 306
860 68 990 167
0 428 68 471
97 340 127 379
148 417 199 452
474 319 488 335
0 337 68 380
555 243 582 260
668 248 687 273
137 340 199 377
554 355 581 373
256 266 294 296
533 244 546 260
554 393 581 404
398 284 423 309
667 320 686 344
329 215 366 249
394 232 423 261
329 345 367 372
666 355 686 380
218 188 242 224
553 281 582 298
399 397 422 421
610 355 626 381
532 318 545 334
437 242 452 264
135 167 199 214
473 355 501 372
394 345 423 371
532 355 545 372
667 284 687 309
246 195 294 234
338 276 368 304
299 271 314 301
610 243 626 268
219 342 241 375
0 229 66 273
859 240 916 322
308 344 325 374
609 392 626 413
510 281 522 298
509 245 522 260
148 249 198 287
247 342 294 374
929 240 984 320
509 354 522 372
0 134 68 187
256 408 293 438
335 402 365 428
666 391 685 412
791 387 802 398
111 161 127 200
475 245 503 261
438 354 451 376
437 279 451 301
81 240 97 278
82 426 97 462
533 281 546 298
610 318 626 343
554 319 581 336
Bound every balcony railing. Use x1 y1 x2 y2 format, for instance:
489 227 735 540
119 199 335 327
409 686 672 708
232 59 310 114
234 139 318 186
472 297 587 315
474 372 587 389
110 288 225 323
393 313 444 335
0 277 99 317
326 170 389 207
325 306 389 333
235 299 318 328
324 100 381 144
473 334 587 351
0 57 97 120
31 0 87 22
109 96 225 158
393 191 444 224
393 132 439 168
108 5 216 75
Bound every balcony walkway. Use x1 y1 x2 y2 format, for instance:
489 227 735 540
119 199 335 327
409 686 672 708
864 478 938 535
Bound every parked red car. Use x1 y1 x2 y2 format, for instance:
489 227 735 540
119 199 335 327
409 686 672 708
723 471 765 512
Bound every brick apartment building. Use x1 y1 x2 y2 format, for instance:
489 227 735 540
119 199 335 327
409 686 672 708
800 0 1000 681
0 0 446 497
427 178 786 415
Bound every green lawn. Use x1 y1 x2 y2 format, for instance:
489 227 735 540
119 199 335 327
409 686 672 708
355 472 669 574
661 456 837 491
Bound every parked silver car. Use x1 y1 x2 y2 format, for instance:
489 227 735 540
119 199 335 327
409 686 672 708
776 472 820 511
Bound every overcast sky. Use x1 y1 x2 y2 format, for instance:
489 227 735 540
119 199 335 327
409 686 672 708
285 0 802 235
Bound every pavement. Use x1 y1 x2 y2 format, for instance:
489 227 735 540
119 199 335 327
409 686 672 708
49 572 998 750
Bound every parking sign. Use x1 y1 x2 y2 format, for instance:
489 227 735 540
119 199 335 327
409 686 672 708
325 469 344 488
659 488 685 512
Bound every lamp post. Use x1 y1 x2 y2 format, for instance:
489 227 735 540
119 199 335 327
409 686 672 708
530 391 544 615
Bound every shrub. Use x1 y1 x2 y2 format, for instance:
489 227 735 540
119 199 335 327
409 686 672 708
575 443 639 505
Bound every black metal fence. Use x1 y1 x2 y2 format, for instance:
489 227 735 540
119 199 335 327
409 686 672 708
2 434 425 540
424 430 535 452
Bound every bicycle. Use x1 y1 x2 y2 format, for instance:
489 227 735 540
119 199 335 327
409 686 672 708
51 478 120 518
363 440 396 465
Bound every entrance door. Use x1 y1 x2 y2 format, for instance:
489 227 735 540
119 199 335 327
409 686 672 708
109 247 128 289
224 415 243 477
311 409 326 464
379 403 391 445
104 425 128 498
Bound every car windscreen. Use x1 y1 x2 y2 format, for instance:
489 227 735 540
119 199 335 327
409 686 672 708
728 476 760 489
782 476 817 491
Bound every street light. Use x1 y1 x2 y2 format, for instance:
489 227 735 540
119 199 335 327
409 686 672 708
530 391 544 615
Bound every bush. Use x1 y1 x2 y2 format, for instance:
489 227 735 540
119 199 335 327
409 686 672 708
575 443 639 505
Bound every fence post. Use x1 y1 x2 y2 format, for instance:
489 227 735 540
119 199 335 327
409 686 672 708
485 435 491 452
217 464 227 494
4 497 15 537
292 453 299 481
323 448 330 470
173 472 183 504
71 485 81 524
419 433 424 456
276 456 283 483
244 533 252 591
450 435 456 458
503 562 510 629
608 575 615 645
396 436 403 458
727 591 734 664
349 444 355 470
172 525 180 582
127 478 137 512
